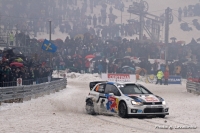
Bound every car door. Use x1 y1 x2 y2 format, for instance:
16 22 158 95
103 84 121 114
93 83 107 113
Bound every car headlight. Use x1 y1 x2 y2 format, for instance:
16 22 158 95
131 100 143 106
162 101 166 105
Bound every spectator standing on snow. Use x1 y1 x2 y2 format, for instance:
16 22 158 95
90 0 94 13
98 15 102 24
175 65 181 75
88 15 92 25
98 61 103 74
178 7 182 22
183 6 188 17
164 69 169 85
9 32 14 46
85 59 90 73
109 6 113 14
153 61 158 75
156 69 164 85
93 15 97 27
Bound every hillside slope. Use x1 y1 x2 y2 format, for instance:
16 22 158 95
36 0 200 44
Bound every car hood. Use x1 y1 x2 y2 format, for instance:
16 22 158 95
127 94 162 102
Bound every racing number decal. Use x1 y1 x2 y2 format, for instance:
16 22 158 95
96 94 106 103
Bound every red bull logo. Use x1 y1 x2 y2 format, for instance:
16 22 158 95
105 94 119 113
145 96 159 102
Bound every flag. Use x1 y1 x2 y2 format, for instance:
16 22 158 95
41 39 57 53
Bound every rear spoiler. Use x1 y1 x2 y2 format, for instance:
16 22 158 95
89 81 107 90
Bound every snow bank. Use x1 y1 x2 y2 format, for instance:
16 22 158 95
67 72 102 83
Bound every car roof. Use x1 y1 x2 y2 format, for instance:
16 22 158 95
105 81 139 85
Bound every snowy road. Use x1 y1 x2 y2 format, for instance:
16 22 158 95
0 77 199 133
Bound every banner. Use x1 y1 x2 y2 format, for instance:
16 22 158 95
146 75 182 84
168 75 182 84
101 73 136 82
146 75 157 83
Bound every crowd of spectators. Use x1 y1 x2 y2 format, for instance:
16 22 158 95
2 31 200 82
178 3 200 31
44 35 199 79
0 0 200 85
178 3 200 18
0 49 53 87
1 33 199 87
0 0 142 44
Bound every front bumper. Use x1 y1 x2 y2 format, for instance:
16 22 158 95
127 104 169 115
128 113 169 117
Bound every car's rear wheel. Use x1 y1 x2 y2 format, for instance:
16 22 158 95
118 102 128 118
158 115 166 118
86 99 95 115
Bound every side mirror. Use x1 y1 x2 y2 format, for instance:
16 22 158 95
109 93 114 96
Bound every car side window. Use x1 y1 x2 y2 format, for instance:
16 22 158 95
105 84 121 96
95 84 105 93
105 84 112 94
111 85 121 96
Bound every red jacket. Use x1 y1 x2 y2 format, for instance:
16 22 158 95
164 71 169 79
85 60 90 68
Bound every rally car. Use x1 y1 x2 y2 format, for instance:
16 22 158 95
85 81 169 118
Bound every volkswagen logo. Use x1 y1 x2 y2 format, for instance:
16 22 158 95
152 102 155 105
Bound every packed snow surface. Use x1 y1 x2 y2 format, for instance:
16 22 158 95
0 73 200 133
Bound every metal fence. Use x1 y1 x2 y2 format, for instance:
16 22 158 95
186 81 200 95
0 77 49 87
0 78 67 103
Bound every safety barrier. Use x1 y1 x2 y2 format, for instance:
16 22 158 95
0 78 67 105
0 77 49 87
186 81 200 95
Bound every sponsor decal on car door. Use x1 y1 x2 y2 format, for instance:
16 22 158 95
105 94 119 113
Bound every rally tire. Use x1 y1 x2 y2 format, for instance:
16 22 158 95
86 99 96 115
118 102 128 118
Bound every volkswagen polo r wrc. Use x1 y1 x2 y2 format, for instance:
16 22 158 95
85 81 169 118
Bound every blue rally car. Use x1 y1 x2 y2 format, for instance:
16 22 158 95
85 81 169 118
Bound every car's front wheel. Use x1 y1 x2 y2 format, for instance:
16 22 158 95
118 102 128 118
86 99 95 115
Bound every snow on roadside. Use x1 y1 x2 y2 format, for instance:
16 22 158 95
0 81 137 133
69 73 102 82
53 70 102 83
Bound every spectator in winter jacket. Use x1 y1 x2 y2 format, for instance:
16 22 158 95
160 64 165 72
85 59 90 73
153 61 158 75
175 65 181 75
164 70 169 85
156 69 164 85
98 61 103 74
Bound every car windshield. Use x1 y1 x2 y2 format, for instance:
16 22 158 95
119 84 152 94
